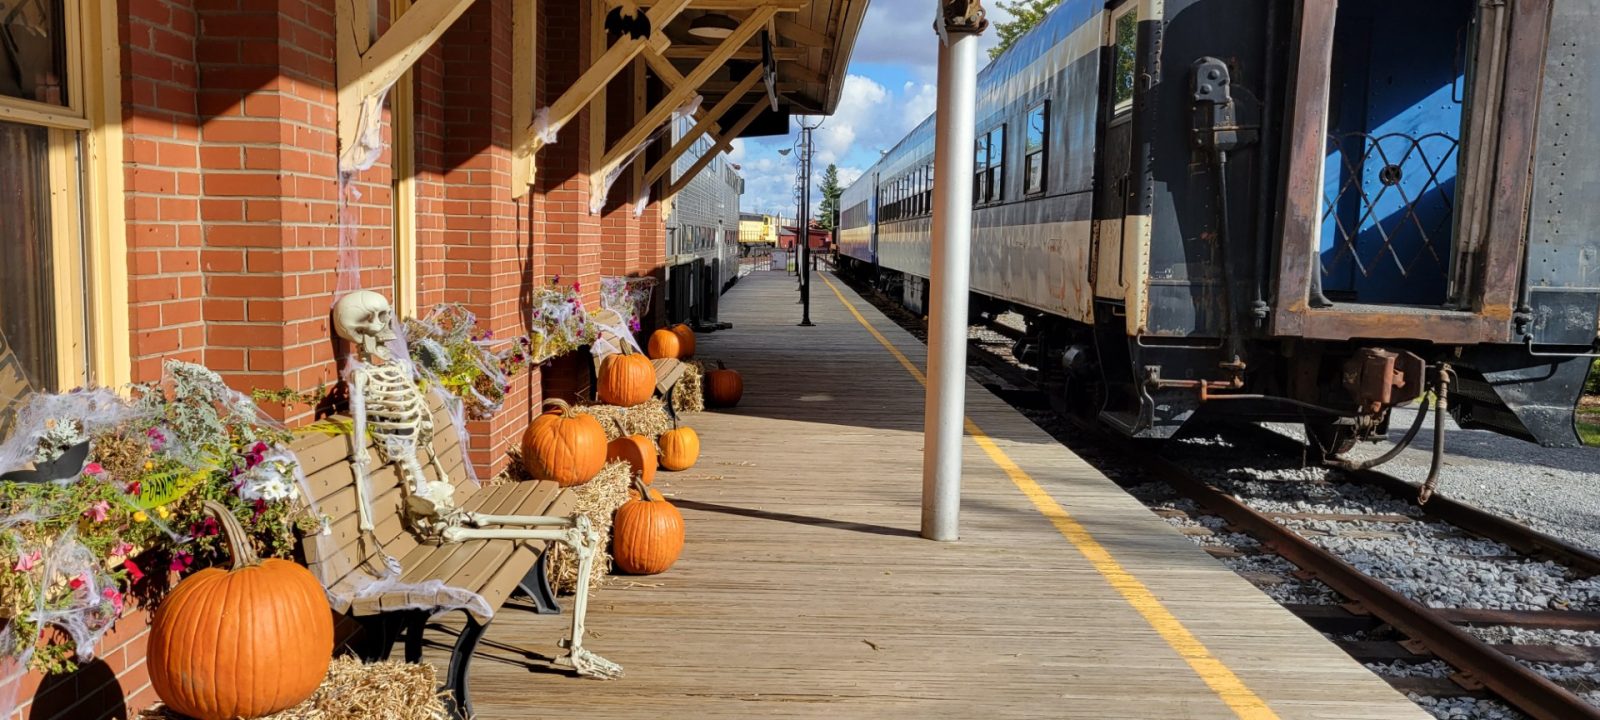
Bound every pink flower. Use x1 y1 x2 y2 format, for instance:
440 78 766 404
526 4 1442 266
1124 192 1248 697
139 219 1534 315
83 462 104 476
145 427 168 451
122 559 144 582
102 587 124 614
125 480 141 496
110 541 134 558
68 576 85 591
13 550 40 573
170 552 193 573
83 500 110 523
572 281 581 293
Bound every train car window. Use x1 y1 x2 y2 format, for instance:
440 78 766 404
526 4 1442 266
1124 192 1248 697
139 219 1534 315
1025 102 1048 195
974 134 990 203
925 164 934 215
1111 6 1138 115
985 126 1005 203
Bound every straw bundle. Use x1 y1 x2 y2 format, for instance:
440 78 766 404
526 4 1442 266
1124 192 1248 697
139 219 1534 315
575 401 673 441
672 362 705 414
547 460 632 593
141 656 448 720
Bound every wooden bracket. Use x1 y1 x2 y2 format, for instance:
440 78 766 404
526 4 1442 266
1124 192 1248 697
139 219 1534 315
587 6 775 210
511 0 538 195
664 99 767 198
337 0 476 173
643 65 763 189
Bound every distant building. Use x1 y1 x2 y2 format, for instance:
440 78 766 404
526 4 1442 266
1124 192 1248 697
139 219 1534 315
739 212 783 250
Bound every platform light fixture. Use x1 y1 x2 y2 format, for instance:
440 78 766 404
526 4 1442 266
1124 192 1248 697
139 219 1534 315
688 13 739 39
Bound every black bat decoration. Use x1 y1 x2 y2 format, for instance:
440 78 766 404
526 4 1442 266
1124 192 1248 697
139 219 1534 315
604 3 652 41
0 440 90 484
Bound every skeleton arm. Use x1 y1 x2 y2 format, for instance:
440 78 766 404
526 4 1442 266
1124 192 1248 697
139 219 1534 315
349 370 376 533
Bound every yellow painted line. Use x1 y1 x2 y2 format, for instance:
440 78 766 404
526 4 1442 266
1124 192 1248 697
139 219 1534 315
818 273 1279 720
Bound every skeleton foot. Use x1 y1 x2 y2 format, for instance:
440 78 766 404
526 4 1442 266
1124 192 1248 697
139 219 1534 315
557 644 624 680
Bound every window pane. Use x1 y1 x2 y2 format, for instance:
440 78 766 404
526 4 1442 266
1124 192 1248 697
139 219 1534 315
989 127 1004 166
0 121 57 391
1113 10 1138 111
0 0 67 106
974 136 988 170
1027 104 1047 153
1026 153 1044 194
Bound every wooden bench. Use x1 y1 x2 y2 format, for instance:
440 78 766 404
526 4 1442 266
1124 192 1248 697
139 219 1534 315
292 397 574 719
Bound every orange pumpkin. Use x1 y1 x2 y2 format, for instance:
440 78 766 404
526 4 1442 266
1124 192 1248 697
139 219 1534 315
607 434 658 485
149 501 333 720
704 361 744 408
658 425 700 471
598 349 655 407
647 328 682 359
613 477 685 574
670 324 696 359
522 399 607 487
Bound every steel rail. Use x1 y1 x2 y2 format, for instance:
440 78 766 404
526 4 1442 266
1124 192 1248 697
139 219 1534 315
1152 453 1600 720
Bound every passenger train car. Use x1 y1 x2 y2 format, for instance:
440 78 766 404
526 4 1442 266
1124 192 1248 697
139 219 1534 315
838 0 1600 451
665 114 743 327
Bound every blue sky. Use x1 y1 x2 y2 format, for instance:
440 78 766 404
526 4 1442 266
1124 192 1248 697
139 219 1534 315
727 0 1015 218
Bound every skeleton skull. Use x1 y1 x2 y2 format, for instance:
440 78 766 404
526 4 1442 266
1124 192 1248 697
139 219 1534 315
333 290 397 360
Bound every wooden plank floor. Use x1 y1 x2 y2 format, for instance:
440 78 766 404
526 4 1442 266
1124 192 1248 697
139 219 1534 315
426 269 1429 719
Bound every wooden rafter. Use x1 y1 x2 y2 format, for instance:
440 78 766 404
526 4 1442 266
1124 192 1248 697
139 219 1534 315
634 0 807 8
588 6 776 203
666 99 767 198
531 0 692 154
773 16 828 46
643 66 763 188
511 0 538 194
663 45 805 61
337 0 476 172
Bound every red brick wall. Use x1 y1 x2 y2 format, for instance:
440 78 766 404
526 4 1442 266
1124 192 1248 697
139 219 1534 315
8 0 677 715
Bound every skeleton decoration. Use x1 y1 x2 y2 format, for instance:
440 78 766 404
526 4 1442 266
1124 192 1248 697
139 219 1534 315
333 290 621 679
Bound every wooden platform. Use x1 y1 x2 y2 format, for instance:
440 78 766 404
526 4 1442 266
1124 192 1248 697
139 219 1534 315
423 269 1430 719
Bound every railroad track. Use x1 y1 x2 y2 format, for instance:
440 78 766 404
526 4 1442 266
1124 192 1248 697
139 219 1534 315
838 274 1600 720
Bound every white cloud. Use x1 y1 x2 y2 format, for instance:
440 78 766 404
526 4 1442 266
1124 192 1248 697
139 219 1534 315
901 81 937 132
849 0 1016 78
811 74 889 165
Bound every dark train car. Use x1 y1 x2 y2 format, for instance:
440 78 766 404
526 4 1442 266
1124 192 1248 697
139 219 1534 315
839 0 1600 451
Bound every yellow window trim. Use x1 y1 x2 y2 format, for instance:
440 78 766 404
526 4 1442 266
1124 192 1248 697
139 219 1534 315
392 0 418 318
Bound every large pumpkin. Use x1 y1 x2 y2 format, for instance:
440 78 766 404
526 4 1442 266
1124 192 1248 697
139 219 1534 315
149 501 333 720
522 399 607 487
647 328 683 360
607 434 658 485
704 361 744 408
658 425 700 471
613 477 685 574
598 349 655 407
670 324 696 359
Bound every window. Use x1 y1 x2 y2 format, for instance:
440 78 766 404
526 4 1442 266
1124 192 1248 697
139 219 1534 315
1111 5 1139 115
1024 102 1048 195
976 125 1005 204
0 1 124 396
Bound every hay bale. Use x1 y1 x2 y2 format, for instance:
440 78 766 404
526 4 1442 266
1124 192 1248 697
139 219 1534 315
672 362 705 414
547 460 632 594
141 656 448 720
576 401 673 441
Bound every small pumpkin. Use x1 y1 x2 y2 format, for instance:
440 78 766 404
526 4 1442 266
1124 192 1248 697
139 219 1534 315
522 399 607 487
613 476 685 574
647 328 683 359
598 347 655 407
607 434 658 485
658 424 700 471
704 360 744 408
149 501 333 720
670 324 696 359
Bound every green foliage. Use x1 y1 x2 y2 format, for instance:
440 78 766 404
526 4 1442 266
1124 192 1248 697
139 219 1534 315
1586 358 1600 395
816 164 843 232
989 0 1064 61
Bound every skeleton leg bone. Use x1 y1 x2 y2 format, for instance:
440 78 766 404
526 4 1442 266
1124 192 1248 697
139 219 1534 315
442 516 622 679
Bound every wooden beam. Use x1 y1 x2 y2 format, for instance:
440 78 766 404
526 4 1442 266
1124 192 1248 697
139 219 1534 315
591 7 775 191
589 0 608 190
634 0 807 9
666 99 767 197
533 0 693 151
644 65 763 188
781 59 826 85
511 0 538 195
338 0 476 172
663 45 805 61
773 16 828 46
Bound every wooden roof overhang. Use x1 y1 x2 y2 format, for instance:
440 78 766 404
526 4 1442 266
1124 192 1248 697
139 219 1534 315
334 0 867 201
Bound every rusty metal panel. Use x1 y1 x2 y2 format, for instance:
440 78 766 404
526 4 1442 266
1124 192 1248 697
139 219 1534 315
1522 0 1600 346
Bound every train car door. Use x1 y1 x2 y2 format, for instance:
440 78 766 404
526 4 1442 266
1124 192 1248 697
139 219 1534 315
1092 1 1140 301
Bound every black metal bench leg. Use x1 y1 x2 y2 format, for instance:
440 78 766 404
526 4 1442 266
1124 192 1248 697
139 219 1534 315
514 550 562 615
403 610 427 663
444 613 487 720
354 615 401 662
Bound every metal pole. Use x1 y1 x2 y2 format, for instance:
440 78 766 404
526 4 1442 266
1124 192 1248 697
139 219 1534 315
922 5 985 542
799 125 814 326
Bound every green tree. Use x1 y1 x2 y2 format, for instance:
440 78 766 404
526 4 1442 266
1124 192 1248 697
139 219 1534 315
816 164 843 232
989 0 1063 61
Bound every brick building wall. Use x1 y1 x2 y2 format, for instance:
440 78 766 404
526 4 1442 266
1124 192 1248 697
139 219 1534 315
8 0 674 717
